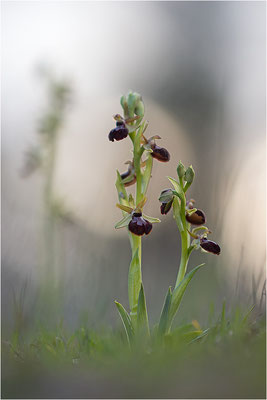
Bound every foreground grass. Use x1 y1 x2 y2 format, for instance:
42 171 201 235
2 306 266 399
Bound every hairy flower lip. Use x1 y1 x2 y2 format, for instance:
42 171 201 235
186 209 206 225
128 213 152 236
108 123 129 142
151 144 170 162
200 238 221 255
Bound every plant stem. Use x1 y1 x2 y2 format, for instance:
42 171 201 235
175 230 189 288
174 188 190 288
128 233 142 324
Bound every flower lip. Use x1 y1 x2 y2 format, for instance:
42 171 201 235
186 209 206 225
108 124 129 142
200 238 221 255
151 144 170 162
128 213 152 236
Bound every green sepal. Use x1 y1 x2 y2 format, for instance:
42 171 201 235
158 189 174 203
115 301 134 344
115 214 132 229
167 263 206 331
158 286 172 337
137 283 150 337
142 214 161 224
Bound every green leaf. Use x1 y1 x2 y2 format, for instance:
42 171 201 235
115 301 134 344
142 214 161 224
137 283 150 336
167 177 185 201
167 263 206 331
115 214 132 229
158 287 172 337
141 154 153 195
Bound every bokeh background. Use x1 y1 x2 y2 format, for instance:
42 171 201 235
2 1 266 336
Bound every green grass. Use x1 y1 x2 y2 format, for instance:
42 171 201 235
2 305 266 399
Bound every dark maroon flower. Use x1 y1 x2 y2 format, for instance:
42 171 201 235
120 162 136 187
186 209 206 225
200 238 220 255
151 144 170 162
128 212 152 236
108 121 128 142
160 199 173 215
120 172 136 187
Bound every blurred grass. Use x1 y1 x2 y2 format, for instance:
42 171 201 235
2 304 265 399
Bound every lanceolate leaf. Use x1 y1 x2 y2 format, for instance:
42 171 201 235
115 214 132 229
167 263 206 332
167 177 185 202
158 286 172 337
137 283 150 337
115 301 134 344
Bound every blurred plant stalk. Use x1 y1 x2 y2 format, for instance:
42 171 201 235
21 68 72 294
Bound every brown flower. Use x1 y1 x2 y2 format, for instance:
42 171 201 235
200 238 220 255
186 209 206 225
108 121 128 142
151 144 170 162
128 212 152 236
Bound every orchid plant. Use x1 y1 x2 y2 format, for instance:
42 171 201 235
108 92 220 344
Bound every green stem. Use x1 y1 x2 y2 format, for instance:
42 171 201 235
174 189 190 288
175 230 189 288
128 233 142 325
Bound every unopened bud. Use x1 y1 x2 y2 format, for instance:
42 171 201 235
177 161 186 178
184 165 195 184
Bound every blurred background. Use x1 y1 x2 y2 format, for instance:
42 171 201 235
2 1 266 336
